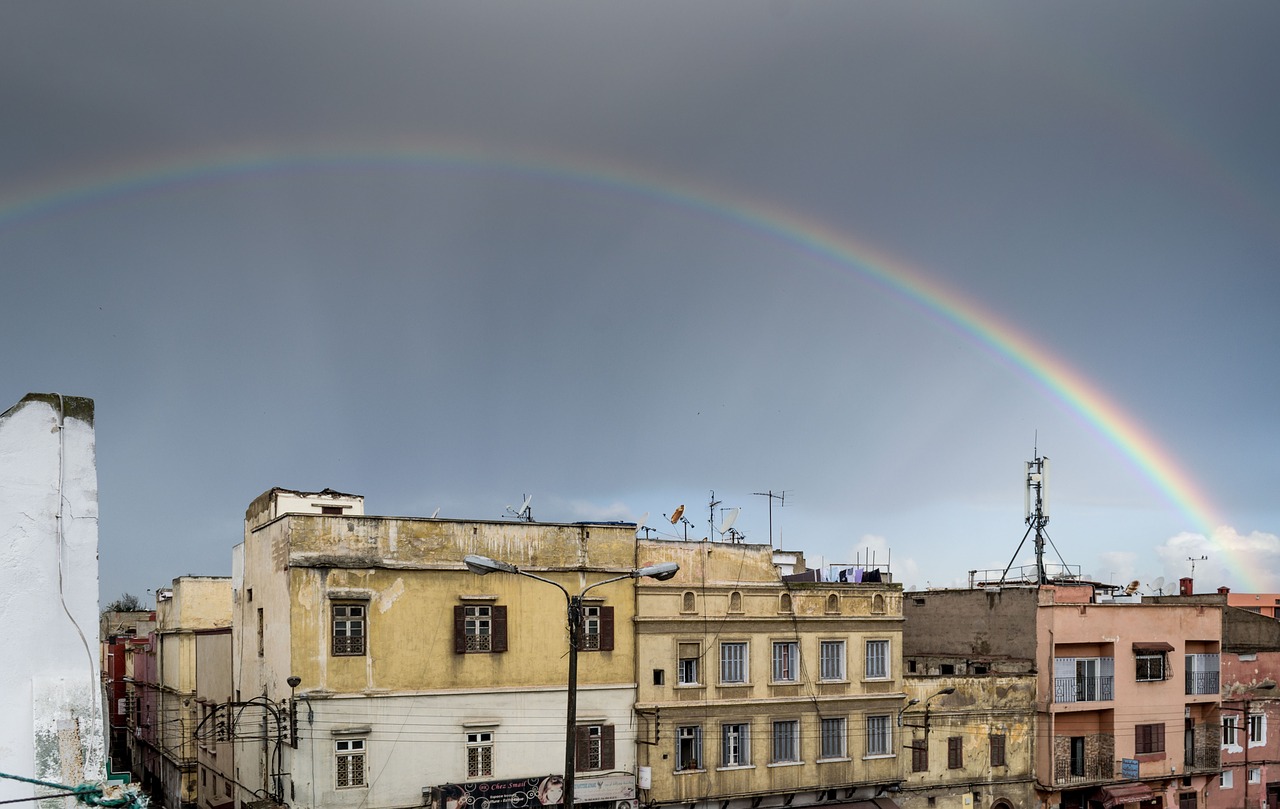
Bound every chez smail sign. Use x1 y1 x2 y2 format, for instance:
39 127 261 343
433 774 636 809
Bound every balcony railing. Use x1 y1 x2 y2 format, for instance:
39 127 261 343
1186 671 1219 696
1053 747 1114 785
1054 676 1114 703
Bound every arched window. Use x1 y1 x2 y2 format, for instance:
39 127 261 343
681 591 696 613
779 593 793 614
826 593 840 614
872 593 886 614
728 591 743 613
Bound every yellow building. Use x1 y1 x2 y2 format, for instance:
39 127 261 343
633 540 907 809
896 676 1037 809
234 488 658 809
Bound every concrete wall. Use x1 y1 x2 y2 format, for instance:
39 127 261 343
0 394 103 805
902 587 1040 674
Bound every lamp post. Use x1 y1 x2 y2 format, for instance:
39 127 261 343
1220 683 1276 809
922 686 956 735
463 555 679 809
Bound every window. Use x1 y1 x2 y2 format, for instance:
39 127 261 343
820 718 846 759
865 715 891 757
1220 769 1233 789
575 724 614 772
989 734 1006 767
335 738 366 788
722 723 750 767
1185 653 1219 695
256 608 264 657
580 605 614 651
676 726 702 771
453 604 508 653
865 640 889 679
1070 736 1085 777
1136 723 1165 754
729 592 743 613
948 736 963 769
1135 654 1166 682
1223 715 1239 748
1248 713 1265 745
466 731 493 778
1179 793 1196 809
826 593 840 614
678 643 700 685
332 603 366 656
820 640 845 681
681 592 696 613
772 642 798 682
910 739 928 772
720 642 747 684
1248 767 1260 784
772 720 799 763
779 593 793 613
872 594 886 614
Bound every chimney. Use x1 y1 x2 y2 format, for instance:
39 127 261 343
1179 577 1193 596
1218 586 1231 595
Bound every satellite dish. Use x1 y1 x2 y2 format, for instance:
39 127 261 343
1124 580 1140 595
670 505 685 524
718 507 739 534
521 494 533 513
636 512 649 531
431 507 440 518
1148 576 1166 595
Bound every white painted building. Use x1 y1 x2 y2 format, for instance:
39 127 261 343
0 394 104 805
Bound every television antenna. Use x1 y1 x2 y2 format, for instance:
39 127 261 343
751 489 788 547
708 491 742 543
505 494 533 522
1187 555 1207 577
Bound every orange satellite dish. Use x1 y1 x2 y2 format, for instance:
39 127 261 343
670 505 685 524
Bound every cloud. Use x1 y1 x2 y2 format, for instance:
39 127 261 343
1152 527 1280 593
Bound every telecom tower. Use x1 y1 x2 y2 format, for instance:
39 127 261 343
999 453 1061 586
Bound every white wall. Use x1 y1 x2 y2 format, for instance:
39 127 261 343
0 394 104 804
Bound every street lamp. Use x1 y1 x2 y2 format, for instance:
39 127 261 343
463 555 679 809
1220 682 1276 809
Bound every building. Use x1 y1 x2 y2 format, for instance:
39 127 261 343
904 582 1222 809
632 541 908 809
232 487 653 809
896 675 1037 809
101 609 155 777
128 576 233 809
193 625 234 809
0 393 106 806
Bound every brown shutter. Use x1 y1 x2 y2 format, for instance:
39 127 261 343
601 725 615 770
454 606 466 654
599 607 614 651
574 726 588 772
948 736 962 768
492 605 508 652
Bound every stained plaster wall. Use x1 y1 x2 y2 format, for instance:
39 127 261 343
235 495 650 809
633 540 906 809
0 394 103 805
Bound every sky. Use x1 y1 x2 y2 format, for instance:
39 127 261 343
2 2 1278 605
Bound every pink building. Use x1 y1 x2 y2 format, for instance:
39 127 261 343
905 582 1222 809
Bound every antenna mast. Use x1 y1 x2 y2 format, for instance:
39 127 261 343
752 490 787 548
999 452 1053 585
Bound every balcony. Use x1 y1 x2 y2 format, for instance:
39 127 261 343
1052 734 1115 785
1054 676 1114 704
1185 670 1219 696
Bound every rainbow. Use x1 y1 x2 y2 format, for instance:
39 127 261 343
0 140 1247 584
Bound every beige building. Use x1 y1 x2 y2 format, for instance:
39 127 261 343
896 676 1037 809
904 583 1222 809
233 488 656 809
633 542 907 809
193 627 234 809
128 576 233 809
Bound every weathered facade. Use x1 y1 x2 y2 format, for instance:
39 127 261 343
905 583 1223 809
0 394 105 807
896 675 1037 809
632 541 907 809
233 488 651 809
128 576 233 809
